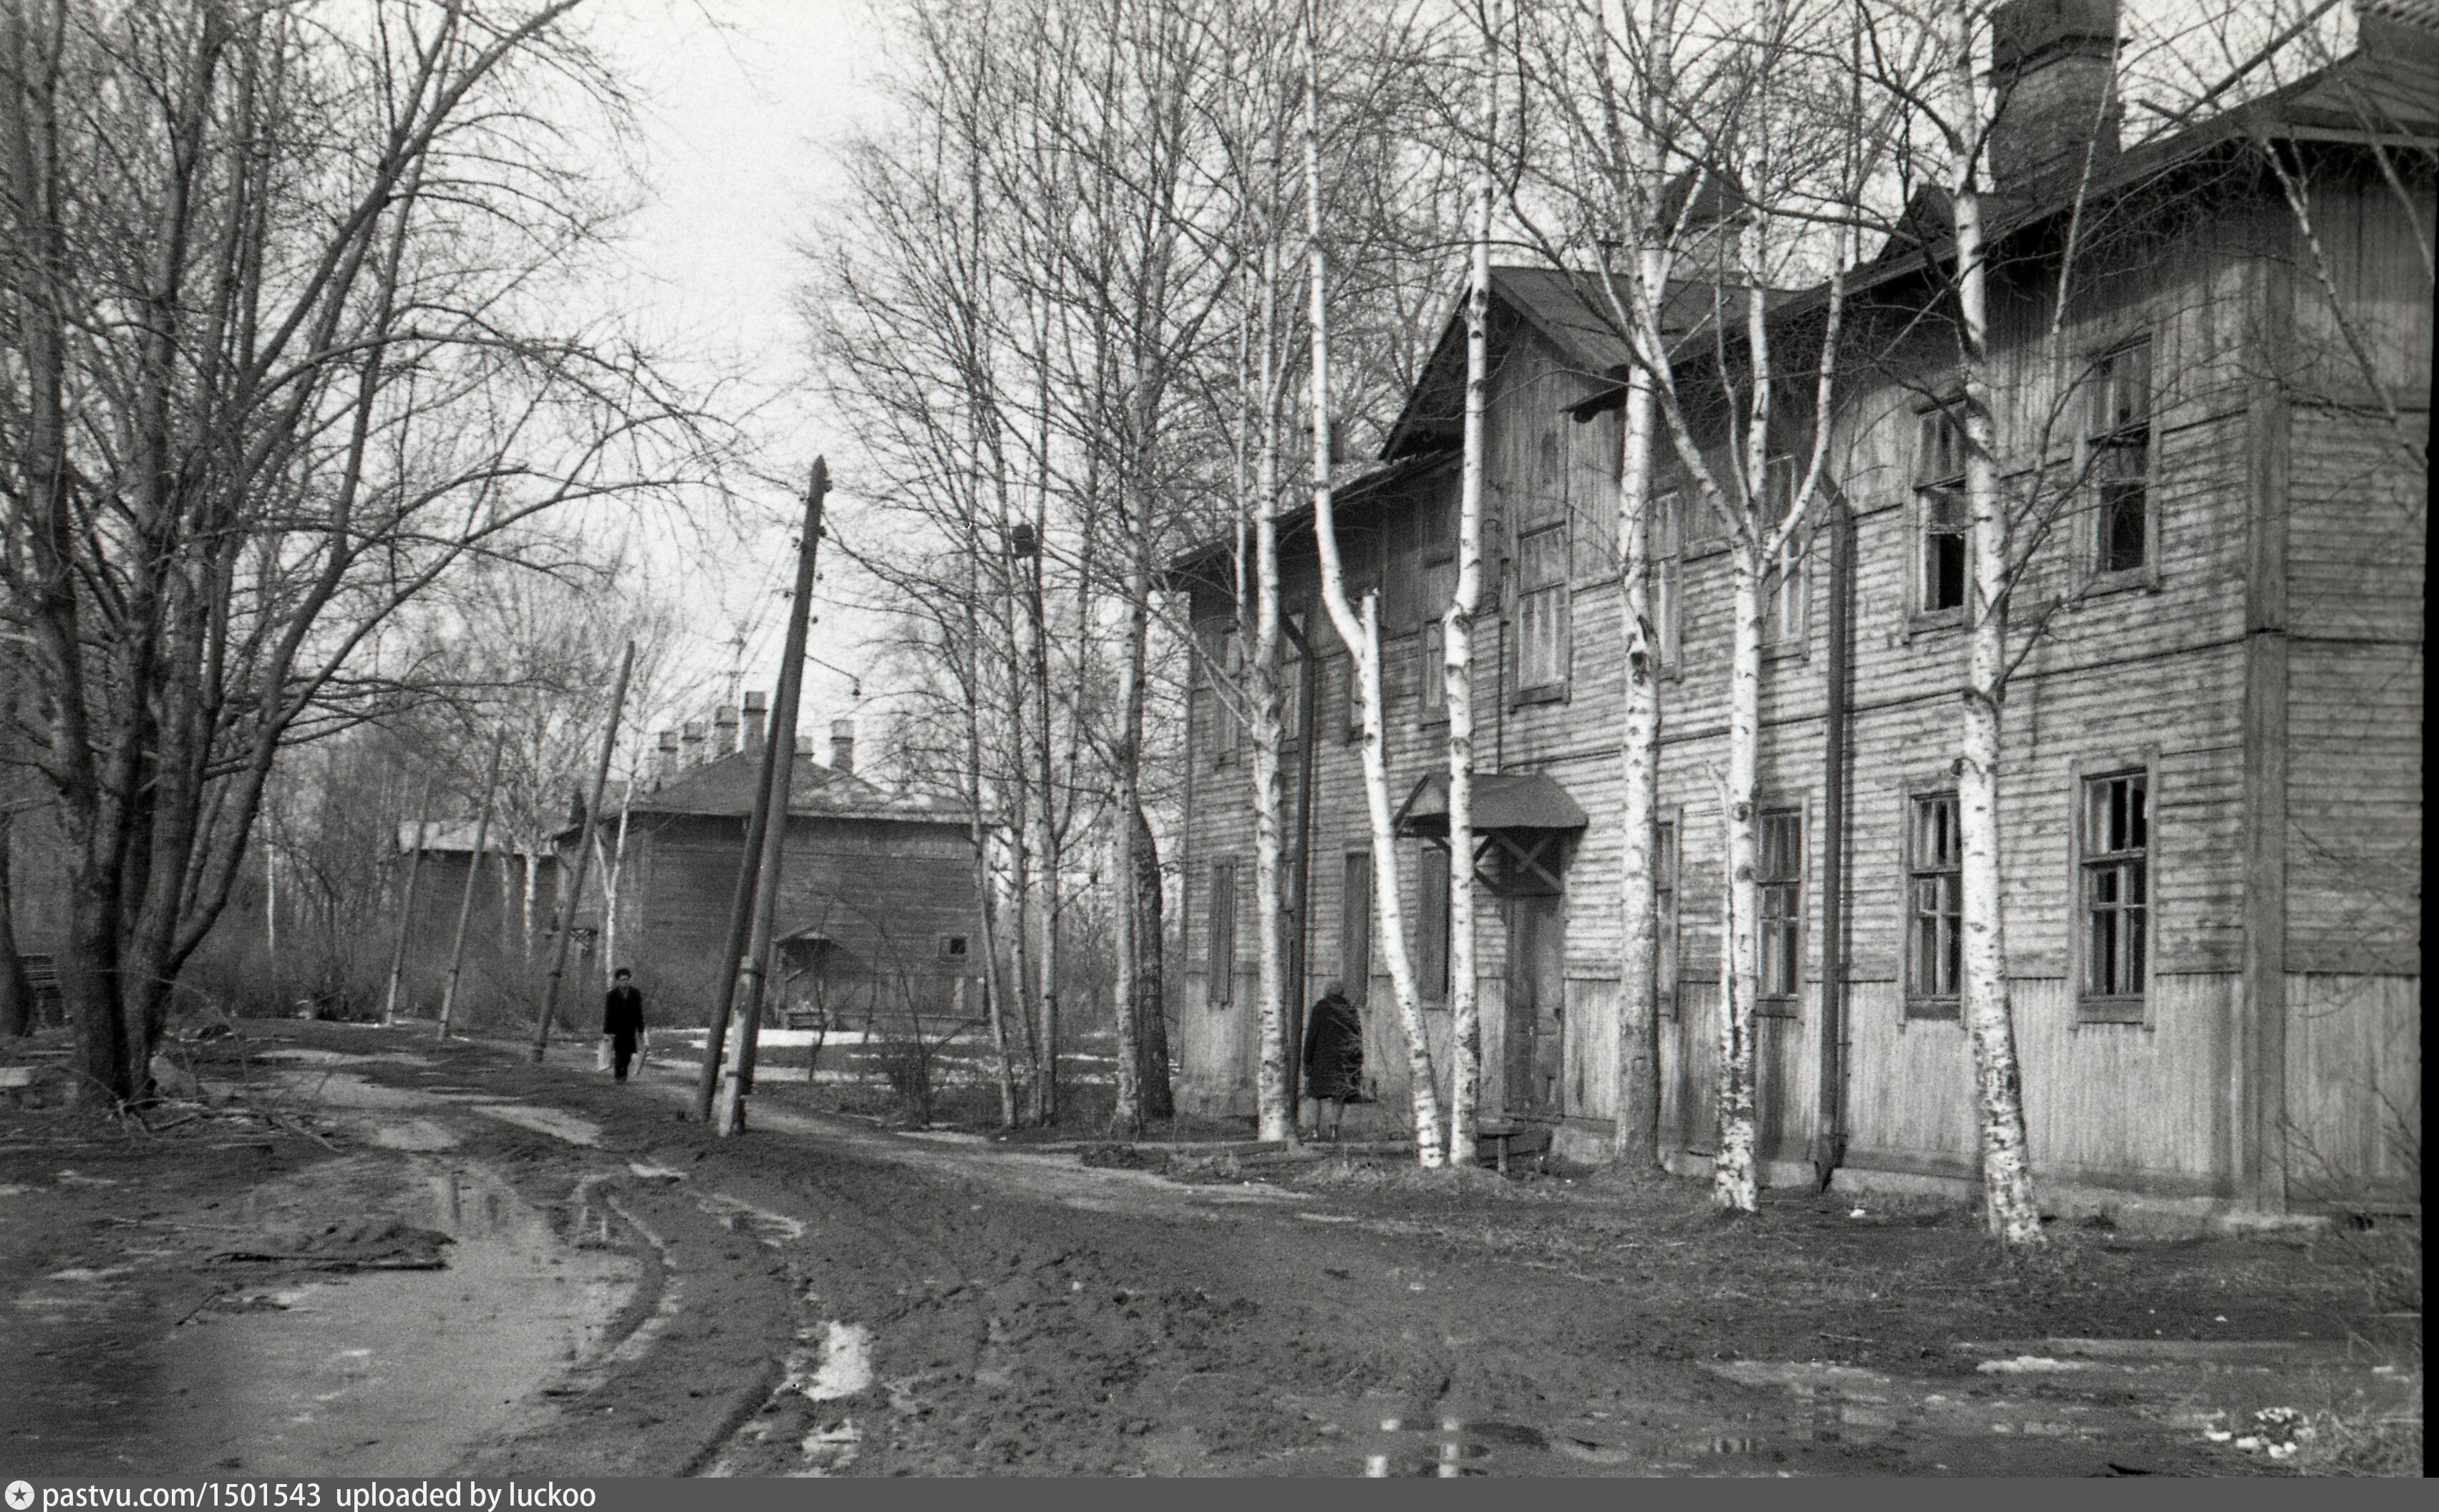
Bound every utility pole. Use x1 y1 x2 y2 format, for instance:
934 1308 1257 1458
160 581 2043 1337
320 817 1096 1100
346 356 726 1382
437 727 508 1041
717 460 828 1136
604 776 634 987
382 775 436 1025
694 707 784 1120
533 641 634 1062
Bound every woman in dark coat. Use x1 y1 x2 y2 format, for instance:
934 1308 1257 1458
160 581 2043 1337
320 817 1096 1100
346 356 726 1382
1302 981 1363 1140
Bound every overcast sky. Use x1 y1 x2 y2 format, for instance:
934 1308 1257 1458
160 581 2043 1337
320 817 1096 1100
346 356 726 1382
587 0 895 755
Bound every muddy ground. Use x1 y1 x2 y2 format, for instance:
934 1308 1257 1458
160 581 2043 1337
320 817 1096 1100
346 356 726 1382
1 1021 2420 1478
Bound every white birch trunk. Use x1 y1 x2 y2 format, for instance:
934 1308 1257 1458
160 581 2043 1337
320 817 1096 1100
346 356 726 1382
1306 14 1443 1165
1247 177 1296 1143
1443 21 1496 1166
1612 352 1663 1166
1709 210 1782 1216
1712 555 1764 1213
1946 16 2045 1246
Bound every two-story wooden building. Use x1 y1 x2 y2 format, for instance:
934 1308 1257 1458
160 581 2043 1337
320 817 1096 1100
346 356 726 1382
1172 1 2425 1216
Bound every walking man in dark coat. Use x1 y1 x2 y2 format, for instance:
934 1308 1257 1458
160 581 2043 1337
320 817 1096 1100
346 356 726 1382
1301 979 1363 1141
604 967 646 1082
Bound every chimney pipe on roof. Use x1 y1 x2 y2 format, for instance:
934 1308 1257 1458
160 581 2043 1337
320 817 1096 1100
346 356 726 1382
655 729 679 786
795 734 815 757
1988 0 2120 195
681 720 706 768
830 719 856 775
713 702 740 758
742 690 767 754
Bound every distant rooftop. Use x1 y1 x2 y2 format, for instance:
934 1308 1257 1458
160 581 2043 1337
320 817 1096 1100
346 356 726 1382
624 748 969 826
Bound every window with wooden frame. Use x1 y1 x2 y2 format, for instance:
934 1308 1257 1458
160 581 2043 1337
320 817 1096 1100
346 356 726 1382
1651 490 1684 673
1204 862 1237 1007
1420 489 1456 719
1418 563 1454 719
1189 686 1216 771
1757 807 1803 1014
1759 458 1808 651
1655 818 1680 1018
2077 768 2148 1019
1214 629 1245 767
1279 614 1307 744
1340 852 1372 1002
1914 407 1969 618
2086 341 2154 583
1415 843 1451 1002
1514 523 1570 694
1905 791 1962 1019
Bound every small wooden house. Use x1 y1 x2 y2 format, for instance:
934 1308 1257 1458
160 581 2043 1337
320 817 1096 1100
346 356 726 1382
1170 1 2425 1216
560 717 984 1030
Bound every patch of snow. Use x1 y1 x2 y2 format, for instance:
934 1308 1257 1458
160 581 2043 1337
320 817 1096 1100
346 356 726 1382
805 1322 874 1402
1977 1356 2095 1375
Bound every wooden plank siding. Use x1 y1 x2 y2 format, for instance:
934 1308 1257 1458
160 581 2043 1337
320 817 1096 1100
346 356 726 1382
601 812 982 1027
1175 178 2422 1206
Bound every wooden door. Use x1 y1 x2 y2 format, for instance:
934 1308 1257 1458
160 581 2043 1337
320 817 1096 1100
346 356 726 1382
1340 853 1370 1008
1503 892 1566 1118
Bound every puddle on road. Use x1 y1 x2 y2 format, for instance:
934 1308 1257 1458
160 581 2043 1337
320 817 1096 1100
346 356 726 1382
228 1070 461 1112
252 1050 437 1069
145 1163 632 1476
468 1104 603 1146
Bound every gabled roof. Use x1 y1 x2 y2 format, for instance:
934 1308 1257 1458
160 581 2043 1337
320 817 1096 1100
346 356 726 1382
623 750 968 827
1382 267 1635 460
1856 10 2437 294
1160 448 1459 593
397 820 524 856
1383 265 1780 459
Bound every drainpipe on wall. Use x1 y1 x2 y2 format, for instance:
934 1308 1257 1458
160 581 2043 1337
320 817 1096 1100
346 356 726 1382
1813 490 1856 1188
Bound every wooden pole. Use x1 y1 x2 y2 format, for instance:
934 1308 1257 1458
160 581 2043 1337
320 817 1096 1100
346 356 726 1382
533 641 634 1061
436 727 508 1041
604 776 633 988
717 460 828 1135
382 774 436 1025
692 717 783 1120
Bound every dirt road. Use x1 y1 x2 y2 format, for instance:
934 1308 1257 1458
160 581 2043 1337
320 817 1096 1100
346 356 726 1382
2 1022 2413 1477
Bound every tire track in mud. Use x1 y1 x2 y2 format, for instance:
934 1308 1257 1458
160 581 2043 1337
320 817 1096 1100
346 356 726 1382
297 1039 1914 1476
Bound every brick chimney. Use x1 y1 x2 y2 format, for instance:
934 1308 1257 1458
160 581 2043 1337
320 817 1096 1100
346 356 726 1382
681 719 706 768
742 690 767 754
1989 0 2120 194
655 728 679 785
829 719 856 775
713 702 740 758
795 734 815 757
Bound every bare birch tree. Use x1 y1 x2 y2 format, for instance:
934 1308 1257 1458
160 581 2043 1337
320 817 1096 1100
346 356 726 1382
1304 0 1445 1167
1439 0 1504 1169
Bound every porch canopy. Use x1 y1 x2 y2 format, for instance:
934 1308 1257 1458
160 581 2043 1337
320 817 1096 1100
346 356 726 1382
1393 770 1587 838
1395 770 1586 895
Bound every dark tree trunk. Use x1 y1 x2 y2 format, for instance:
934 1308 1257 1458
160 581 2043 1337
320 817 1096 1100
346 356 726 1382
0 808 34 1036
1132 805 1173 1120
